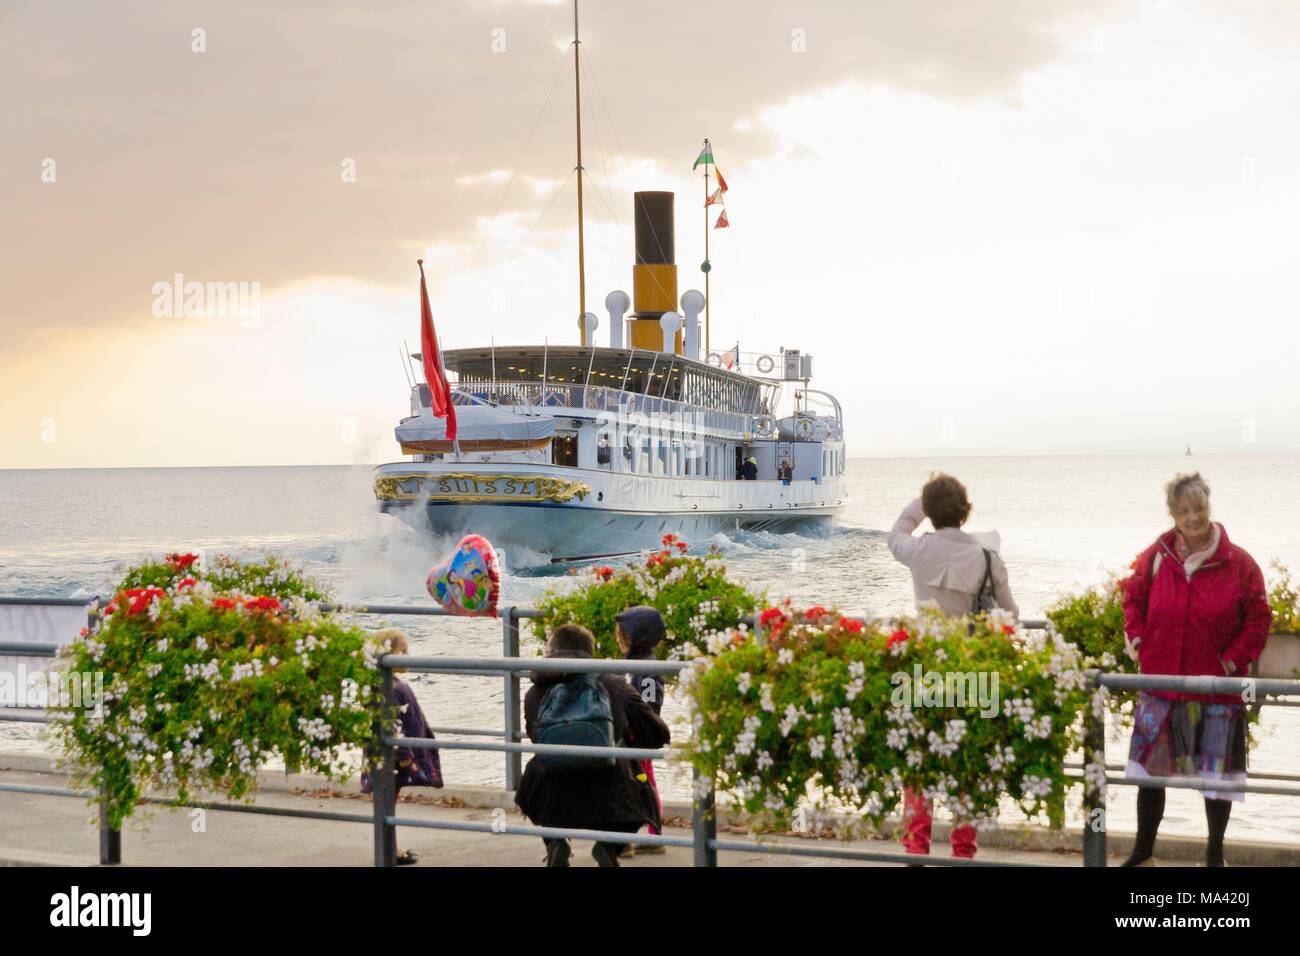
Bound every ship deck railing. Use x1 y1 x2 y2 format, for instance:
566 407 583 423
445 381 765 438
1 596 1298 867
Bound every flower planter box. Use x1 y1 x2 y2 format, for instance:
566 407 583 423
1256 632 1300 680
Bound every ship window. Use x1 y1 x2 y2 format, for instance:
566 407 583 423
552 432 578 467
641 436 652 472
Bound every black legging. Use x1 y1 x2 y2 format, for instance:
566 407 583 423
1127 786 1232 866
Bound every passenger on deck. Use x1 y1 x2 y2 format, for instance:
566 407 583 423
741 456 758 480
886 473 1018 862
515 624 669 867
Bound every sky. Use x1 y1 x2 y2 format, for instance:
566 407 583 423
3 0 1299 468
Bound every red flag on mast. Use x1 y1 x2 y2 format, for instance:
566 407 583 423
417 259 457 441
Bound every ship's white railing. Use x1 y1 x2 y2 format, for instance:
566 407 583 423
796 389 845 440
447 381 756 437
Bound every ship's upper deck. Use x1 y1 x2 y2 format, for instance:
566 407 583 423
442 345 777 417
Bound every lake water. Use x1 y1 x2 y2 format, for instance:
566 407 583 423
2 455 1297 845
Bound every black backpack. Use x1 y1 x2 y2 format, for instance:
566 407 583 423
534 674 617 770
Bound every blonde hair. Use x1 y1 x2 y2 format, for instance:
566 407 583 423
372 627 409 654
1165 472 1210 514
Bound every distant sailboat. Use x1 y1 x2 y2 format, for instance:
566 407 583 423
1185 444 1193 456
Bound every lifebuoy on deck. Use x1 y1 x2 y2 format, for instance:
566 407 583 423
755 354 775 374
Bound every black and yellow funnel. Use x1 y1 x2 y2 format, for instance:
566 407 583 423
631 191 681 353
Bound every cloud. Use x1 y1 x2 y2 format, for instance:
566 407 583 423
1 0 1106 339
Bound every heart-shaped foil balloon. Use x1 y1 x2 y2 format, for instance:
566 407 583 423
427 533 501 617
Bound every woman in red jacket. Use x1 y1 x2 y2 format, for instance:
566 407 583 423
1120 473 1271 867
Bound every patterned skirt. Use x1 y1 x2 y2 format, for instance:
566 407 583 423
1125 692 1249 802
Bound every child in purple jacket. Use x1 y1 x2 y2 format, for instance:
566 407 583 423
361 628 443 864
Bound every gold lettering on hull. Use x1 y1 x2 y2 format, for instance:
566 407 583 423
374 473 591 504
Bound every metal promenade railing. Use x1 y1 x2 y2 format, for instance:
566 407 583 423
1 594 1298 867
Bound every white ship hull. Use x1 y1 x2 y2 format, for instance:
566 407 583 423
374 461 846 560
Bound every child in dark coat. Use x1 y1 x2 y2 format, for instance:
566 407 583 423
360 628 443 864
515 623 669 867
615 606 667 854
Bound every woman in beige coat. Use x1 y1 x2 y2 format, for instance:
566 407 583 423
886 472 1018 860
887 474 1018 619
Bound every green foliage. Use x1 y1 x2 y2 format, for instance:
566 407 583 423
530 534 761 659
1045 574 1136 675
679 606 1095 834
52 556 387 829
1268 561 1300 634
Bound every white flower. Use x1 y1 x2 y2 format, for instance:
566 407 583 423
736 672 752 694
296 716 332 742
778 703 804 737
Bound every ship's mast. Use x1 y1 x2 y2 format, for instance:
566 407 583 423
573 0 588 345
702 138 711 354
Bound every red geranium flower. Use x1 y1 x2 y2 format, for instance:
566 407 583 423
661 533 677 546
675 541 688 552
124 587 165 616
759 607 788 630
839 616 864 634
1001 624 1015 635
166 552 199 569
177 577 197 589
805 606 829 620
242 596 282 614
595 566 614 581
212 597 238 611
886 628 910 649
